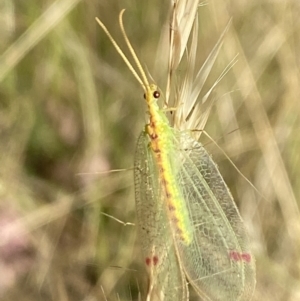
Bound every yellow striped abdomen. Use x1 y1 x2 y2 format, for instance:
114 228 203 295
147 111 193 245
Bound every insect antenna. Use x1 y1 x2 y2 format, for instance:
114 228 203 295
96 10 150 92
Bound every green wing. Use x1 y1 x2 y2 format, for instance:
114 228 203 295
174 131 256 301
134 131 189 301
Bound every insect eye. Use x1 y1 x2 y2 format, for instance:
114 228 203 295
143 93 146 99
153 91 160 99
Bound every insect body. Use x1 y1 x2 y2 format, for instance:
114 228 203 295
96 8 255 301
144 85 193 245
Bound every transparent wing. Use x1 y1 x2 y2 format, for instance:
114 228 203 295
174 131 256 301
134 132 188 301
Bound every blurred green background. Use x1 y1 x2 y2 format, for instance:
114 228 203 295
0 0 300 300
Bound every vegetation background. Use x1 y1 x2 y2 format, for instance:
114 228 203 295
0 0 299 300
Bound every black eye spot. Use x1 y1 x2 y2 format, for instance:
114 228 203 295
153 91 160 98
143 93 146 99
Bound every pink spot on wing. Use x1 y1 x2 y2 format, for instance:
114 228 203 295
145 257 151 266
241 253 252 263
145 256 159 267
229 251 252 263
153 256 159 266
229 251 241 261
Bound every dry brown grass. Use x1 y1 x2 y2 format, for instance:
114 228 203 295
0 0 300 300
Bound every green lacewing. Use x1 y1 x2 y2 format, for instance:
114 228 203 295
96 8 255 301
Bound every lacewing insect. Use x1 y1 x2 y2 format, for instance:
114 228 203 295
96 7 255 301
